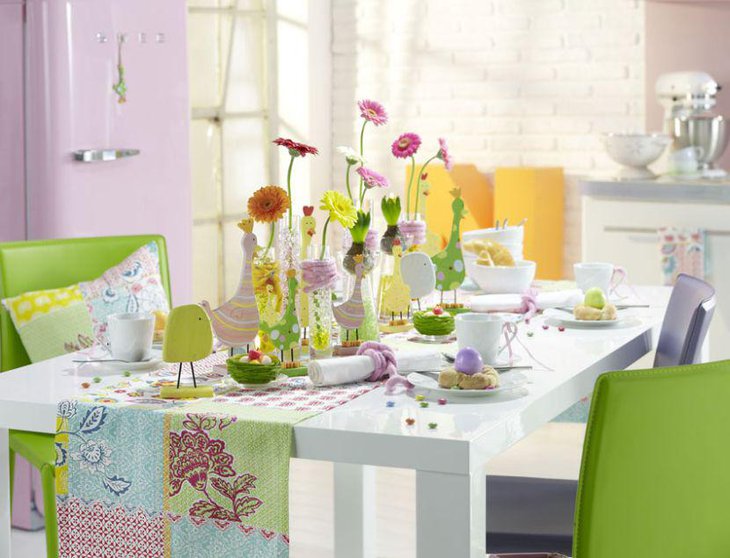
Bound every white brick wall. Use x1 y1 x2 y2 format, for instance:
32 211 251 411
331 0 645 277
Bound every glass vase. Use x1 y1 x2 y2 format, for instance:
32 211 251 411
252 253 282 355
339 270 379 343
380 224 406 256
276 215 301 299
302 246 337 359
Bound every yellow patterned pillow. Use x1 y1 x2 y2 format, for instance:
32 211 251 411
2 285 95 362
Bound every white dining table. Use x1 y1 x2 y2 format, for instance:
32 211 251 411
0 286 670 558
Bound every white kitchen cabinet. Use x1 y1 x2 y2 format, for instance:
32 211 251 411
582 179 730 360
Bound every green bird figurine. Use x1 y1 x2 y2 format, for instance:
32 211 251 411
163 304 214 389
432 188 467 306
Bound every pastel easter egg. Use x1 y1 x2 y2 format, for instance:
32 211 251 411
454 347 483 375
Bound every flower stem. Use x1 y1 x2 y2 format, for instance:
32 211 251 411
414 155 438 218
320 217 331 259
358 120 367 204
345 162 354 202
405 155 416 220
262 221 275 260
286 156 295 229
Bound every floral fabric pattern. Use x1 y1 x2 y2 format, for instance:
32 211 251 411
78 242 169 341
57 398 316 557
659 227 706 286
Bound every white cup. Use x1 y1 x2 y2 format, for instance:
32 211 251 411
455 313 515 364
574 262 615 294
107 312 155 362
669 146 704 175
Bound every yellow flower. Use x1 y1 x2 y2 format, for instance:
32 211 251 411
320 190 357 228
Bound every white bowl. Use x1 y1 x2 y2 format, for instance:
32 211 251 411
466 260 536 294
602 132 671 180
462 227 524 261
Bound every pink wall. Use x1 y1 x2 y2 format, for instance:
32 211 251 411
0 0 26 242
646 0 730 170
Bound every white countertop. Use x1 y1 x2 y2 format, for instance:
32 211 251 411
580 175 730 203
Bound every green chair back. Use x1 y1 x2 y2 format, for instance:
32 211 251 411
0 235 171 372
574 360 730 557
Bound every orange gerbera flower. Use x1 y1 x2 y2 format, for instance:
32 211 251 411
247 185 290 223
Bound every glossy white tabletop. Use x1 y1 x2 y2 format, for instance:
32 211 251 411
0 287 670 475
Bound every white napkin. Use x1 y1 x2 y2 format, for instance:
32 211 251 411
307 348 442 386
469 290 583 313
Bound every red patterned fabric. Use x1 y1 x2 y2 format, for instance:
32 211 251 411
58 498 164 558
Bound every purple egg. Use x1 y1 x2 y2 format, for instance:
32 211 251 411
454 347 483 375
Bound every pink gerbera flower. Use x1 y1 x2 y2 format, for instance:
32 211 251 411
356 167 390 189
358 99 388 126
391 133 421 159
437 137 453 170
273 137 319 158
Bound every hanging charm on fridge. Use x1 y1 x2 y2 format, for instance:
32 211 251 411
112 33 128 104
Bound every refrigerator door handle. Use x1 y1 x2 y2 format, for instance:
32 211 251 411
72 148 141 162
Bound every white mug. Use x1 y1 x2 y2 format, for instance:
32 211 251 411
107 312 155 362
669 146 704 175
574 262 616 295
455 313 515 364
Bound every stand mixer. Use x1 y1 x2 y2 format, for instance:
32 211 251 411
656 71 729 177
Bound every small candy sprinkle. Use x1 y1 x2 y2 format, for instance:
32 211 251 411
527 331 535 338
451 386 461 390
386 401 395 408
93 376 102 384
419 401 429 408
558 326 566 332
525 319 531 325
437 398 447 405
123 371 132 377
415 394 426 401
405 418 415 426
81 382 91 389
542 325 549 330
428 422 438 430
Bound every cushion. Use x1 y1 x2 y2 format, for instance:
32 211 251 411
1 285 95 362
78 242 170 341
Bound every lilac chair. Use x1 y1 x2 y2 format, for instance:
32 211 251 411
486 273 717 555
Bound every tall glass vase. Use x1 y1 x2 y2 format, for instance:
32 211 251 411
302 246 337 359
252 253 282 355
276 215 301 298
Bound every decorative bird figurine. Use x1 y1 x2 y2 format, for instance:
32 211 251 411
200 218 260 353
261 269 301 362
299 206 316 342
381 239 412 323
432 188 466 307
163 304 214 388
333 254 366 342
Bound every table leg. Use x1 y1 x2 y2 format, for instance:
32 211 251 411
333 463 376 558
0 428 11 558
416 470 486 558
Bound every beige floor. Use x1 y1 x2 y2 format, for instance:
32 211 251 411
11 423 585 557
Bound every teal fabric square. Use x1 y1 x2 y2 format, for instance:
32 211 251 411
170 518 289 558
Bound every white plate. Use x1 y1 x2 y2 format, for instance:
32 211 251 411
441 350 522 367
74 357 163 376
543 309 629 328
407 370 528 397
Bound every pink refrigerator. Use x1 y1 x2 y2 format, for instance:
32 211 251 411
0 0 192 528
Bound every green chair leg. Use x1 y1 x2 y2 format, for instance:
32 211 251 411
40 464 58 558
8 447 14 512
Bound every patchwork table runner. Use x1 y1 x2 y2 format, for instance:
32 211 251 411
55 352 379 558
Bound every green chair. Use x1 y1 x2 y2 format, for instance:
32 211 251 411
0 235 172 558
496 360 730 558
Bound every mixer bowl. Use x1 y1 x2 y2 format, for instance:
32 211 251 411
602 133 672 179
671 114 728 170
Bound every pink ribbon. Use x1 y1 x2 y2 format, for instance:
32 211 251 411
519 288 539 320
300 258 338 293
398 219 427 247
357 341 411 394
